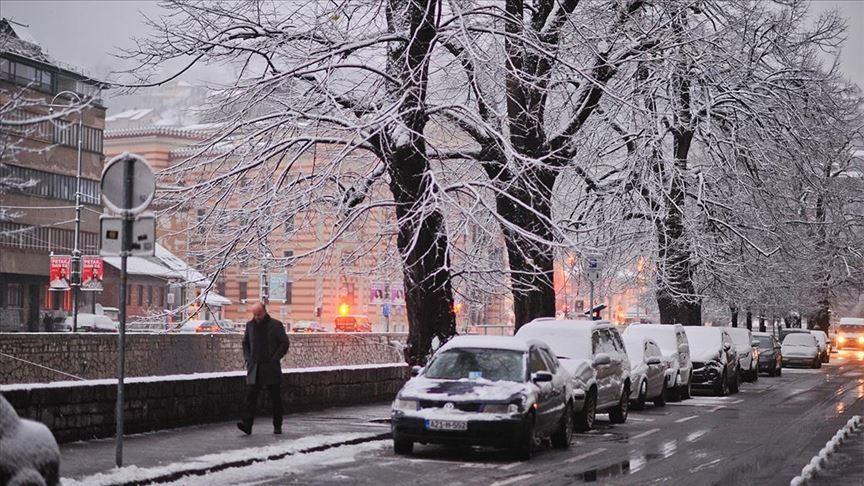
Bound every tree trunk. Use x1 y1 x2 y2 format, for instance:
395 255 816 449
731 306 738 327
808 300 830 333
746 309 753 330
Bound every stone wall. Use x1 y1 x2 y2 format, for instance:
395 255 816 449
0 333 407 384
1 363 407 443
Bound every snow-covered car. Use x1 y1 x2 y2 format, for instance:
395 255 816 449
59 313 118 333
753 332 782 376
725 327 760 383
684 327 740 396
781 333 821 368
291 321 327 333
516 318 631 431
391 335 573 459
622 335 669 409
0 395 59 486
809 330 830 363
837 321 864 350
621 324 693 401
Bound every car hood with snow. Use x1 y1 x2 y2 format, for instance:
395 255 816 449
397 376 531 404
684 328 725 362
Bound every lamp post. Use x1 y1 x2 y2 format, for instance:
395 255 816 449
48 91 84 332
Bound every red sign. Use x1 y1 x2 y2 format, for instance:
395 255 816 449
81 256 104 291
49 255 71 290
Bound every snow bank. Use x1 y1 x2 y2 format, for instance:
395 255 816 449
790 415 862 484
1 362 407 392
60 432 381 486
0 395 60 486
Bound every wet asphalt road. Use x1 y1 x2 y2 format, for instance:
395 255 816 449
247 350 864 486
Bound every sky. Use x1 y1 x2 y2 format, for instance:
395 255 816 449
1 0 863 99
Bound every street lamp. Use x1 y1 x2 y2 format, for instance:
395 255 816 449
48 90 85 333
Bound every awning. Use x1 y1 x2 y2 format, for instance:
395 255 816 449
196 291 231 306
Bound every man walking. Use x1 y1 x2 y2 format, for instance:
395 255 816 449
237 302 290 435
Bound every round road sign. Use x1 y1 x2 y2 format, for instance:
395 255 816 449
101 152 156 215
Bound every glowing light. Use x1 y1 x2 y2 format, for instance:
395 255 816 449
338 303 350 316
453 302 463 314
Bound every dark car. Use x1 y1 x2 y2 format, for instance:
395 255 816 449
753 332 782 376
684 327 740 396
391 335 573 460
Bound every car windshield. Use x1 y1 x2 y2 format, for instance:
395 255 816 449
625 328 677 354
424 348 525 382
683 328 721 361
756 336 772 348
623 337 645 363
783 334 816 346
727 329 751 348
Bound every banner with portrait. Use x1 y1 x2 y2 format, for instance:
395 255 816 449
49 256 71 291
81 256 103 291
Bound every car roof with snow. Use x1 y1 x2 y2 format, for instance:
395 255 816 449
622 323 683 332
438 335 541 354
521 318 614 333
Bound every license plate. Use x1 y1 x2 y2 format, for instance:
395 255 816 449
425 419 468 431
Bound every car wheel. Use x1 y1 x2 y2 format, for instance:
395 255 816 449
681 375 692 400
609 383 630 424
653 380 667 407
393 437 413 455
751 363 758 382
730 368 740 394
776 363 782 376
822 352 829 364
715 371 728 396
574 389 597 432
632 380 647 411
668 375 682 402
551 402 574 449
515 413 537 460
816 358 822 369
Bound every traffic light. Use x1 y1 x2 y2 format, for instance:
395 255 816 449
338 302 350 316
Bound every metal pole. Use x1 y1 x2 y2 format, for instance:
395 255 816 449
72 114 83 333
115 156 133 467
589 280 594 321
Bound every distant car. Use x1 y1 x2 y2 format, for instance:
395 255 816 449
61 313 118 333
809 330 830 363
334 315 372 332
391 335 573 460
684 327 740 396
177 320 224 333
836 321 864 350
516 318 631 431
291 321 327 333
622 324 693 401
753 332 782 376
778 327 810 343
782 333 821 368
622 335 670 409
725 327 760 383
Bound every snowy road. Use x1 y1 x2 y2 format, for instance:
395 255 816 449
189 349 864 486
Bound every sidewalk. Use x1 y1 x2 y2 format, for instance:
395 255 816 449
60 402 393 485
809 424 864 486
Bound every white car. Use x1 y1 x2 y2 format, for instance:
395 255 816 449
621 324 693 401
782 333 821 369
516 318 631 431
60 313 118 332
809 330 829 363
622 335 670 409
725 327 760 383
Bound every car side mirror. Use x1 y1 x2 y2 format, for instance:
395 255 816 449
532 371 553 383
410 365 422 377
593 353 612 366
723 343 732 351
751 340 760 347
646 357 662 366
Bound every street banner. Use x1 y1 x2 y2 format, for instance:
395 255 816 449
370 282 385 304
269 273 289 302
49 255 71 290
390 283 405 305
81 256 104 291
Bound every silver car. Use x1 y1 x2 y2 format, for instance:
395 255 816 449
623 335 670 409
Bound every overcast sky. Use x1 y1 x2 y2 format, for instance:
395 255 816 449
2 0 863 92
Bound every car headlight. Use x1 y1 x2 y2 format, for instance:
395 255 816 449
482 403 520 414
858 336 864 344
392 398 419 411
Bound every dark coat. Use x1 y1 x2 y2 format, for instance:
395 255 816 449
242 315 290 385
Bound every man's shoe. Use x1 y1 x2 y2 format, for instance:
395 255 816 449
274 425 282 434
237 421 252 435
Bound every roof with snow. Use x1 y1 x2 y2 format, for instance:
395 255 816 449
102 243 210 287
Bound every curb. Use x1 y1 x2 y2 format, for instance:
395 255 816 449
117 432 391 486
790 415 862 485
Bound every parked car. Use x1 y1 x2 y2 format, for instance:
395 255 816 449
725 327 760 383
292 320 327 333
177 320 224 333
778 327 810 343
622 335 670 409
60 313 118 333
781 333 821 368
753 332 782 376
684 327 740 396
391 335 573 459
837 320 864 350
515 318 631 431
809 330 830 363
621 324 693 401
335 315 372 332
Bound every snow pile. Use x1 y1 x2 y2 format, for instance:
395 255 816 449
0 395 60 486
60 432 379 486
790 415 862 485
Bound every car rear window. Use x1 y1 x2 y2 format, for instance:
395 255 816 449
756 336 772 348
425 348 525 382
783 334 816 346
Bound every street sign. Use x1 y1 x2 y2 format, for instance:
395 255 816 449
584 255 603 282
99 214 156 256
269 273 289 302
81 256 104 291
49 255 71 290
101 153 156 215
382 303 391 317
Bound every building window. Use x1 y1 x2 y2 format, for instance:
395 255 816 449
238 281 248 302
137 285 143 306
5 284 22 308
196 209 206 233
0 58 52 91
285 281 293 305
52 122 103 153
147 285 153 306
0 164 100 205
158 287 165 308
216 280 226 296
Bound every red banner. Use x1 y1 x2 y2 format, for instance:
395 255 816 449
49 255 71 290
81 256 104 291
